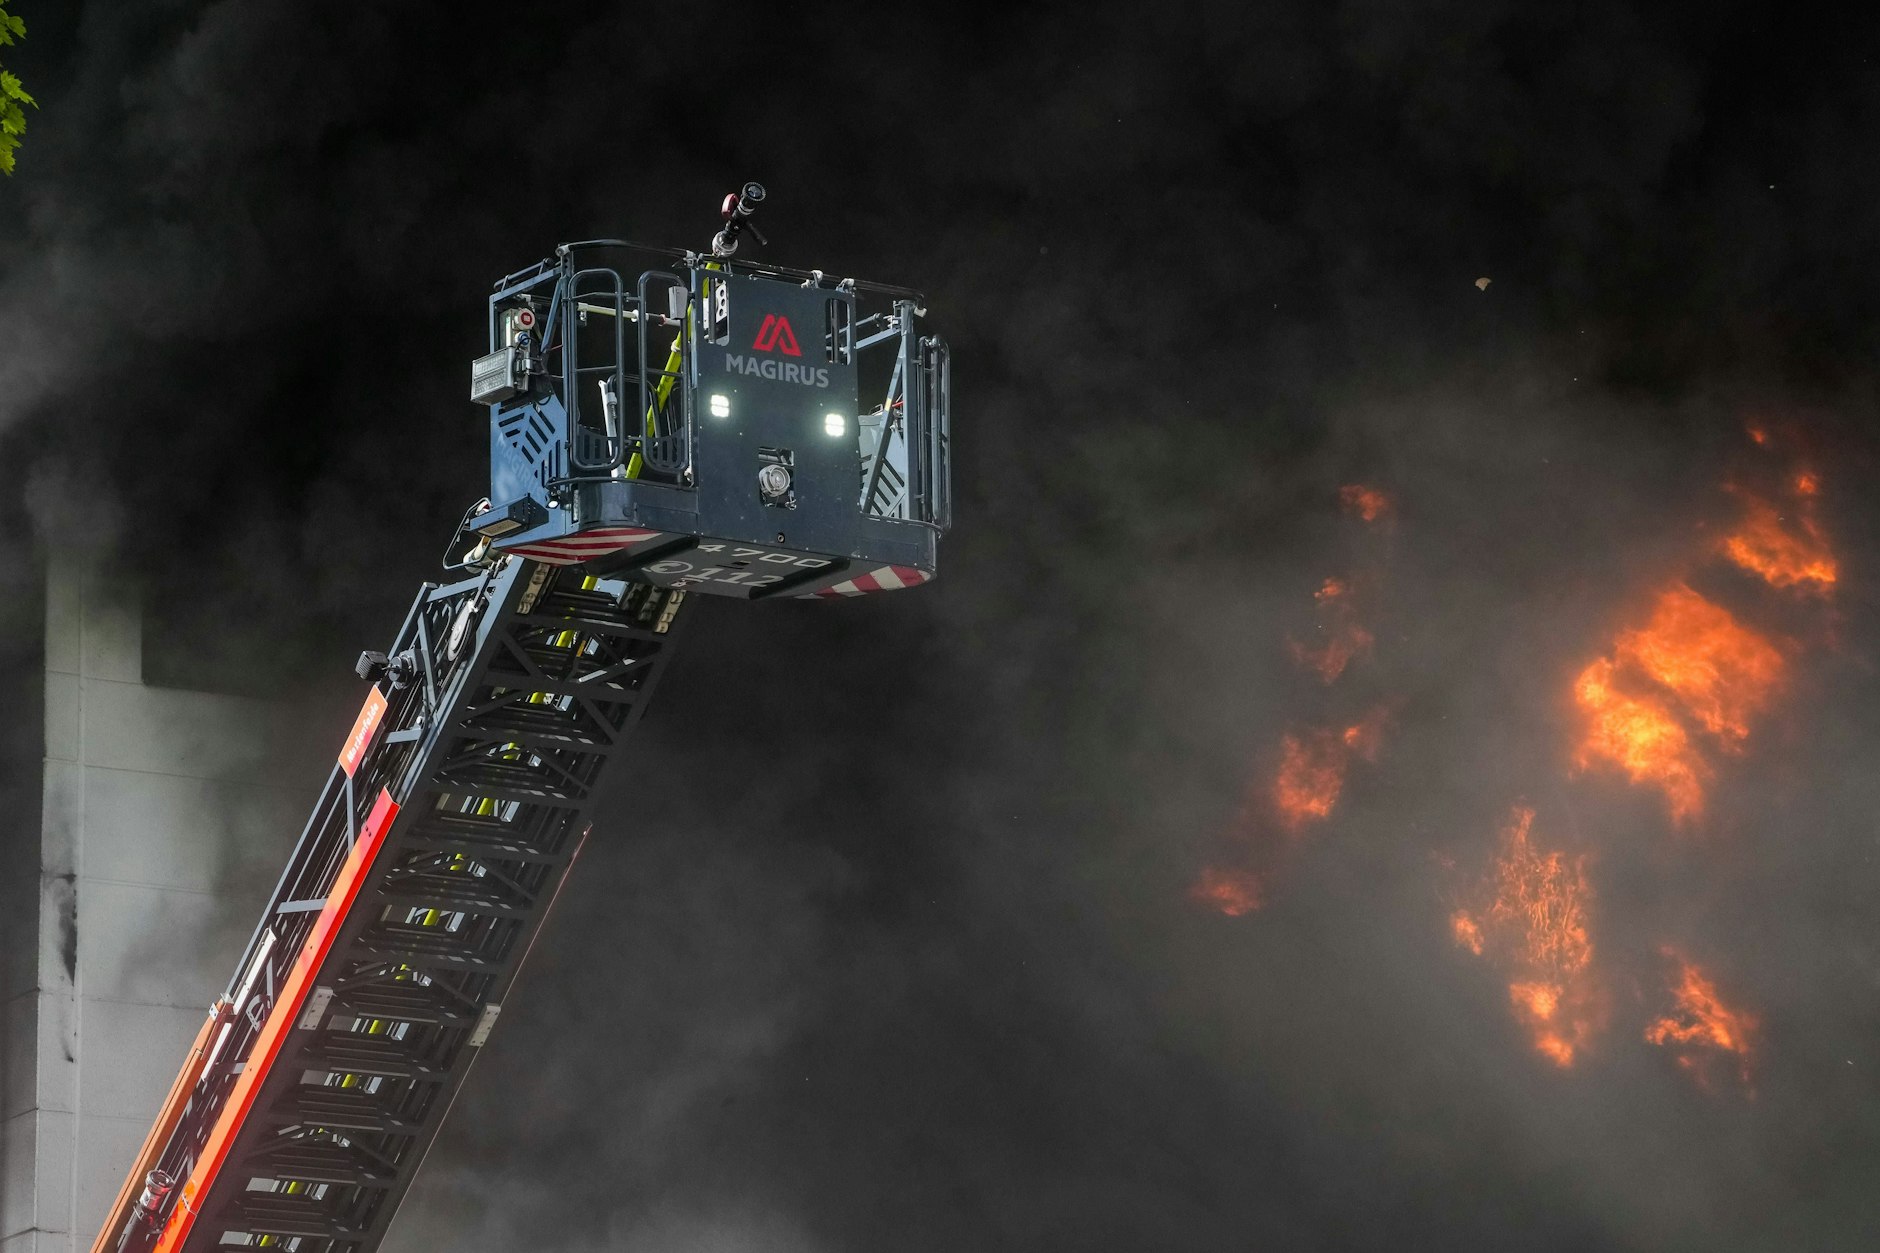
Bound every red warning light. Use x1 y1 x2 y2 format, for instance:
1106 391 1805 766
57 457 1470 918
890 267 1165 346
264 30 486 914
753 314 803 356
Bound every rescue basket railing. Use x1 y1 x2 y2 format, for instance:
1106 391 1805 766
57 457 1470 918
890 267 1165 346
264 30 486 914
485 243 948 530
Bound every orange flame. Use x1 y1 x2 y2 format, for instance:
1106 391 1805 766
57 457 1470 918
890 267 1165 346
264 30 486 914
1342 707 1388 758
1720 494 1837 590
1573 584 1784 822
1339 484 1393 522
1645 954 1757 1088
1612 584 1784 747
1454 452 1830 1076
1452 808 1601 1067
1573 657 1709 822
1273 710 1388 829
1289 578 1375 682
1508 982 1582 1068
1189 867 1264 916
1274 731 1345 827
1485 810 1592 977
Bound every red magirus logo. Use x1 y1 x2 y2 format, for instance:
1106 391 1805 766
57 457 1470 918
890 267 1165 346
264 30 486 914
752 314 802 356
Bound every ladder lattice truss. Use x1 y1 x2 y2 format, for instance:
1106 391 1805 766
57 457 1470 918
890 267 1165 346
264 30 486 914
102 560 685 1253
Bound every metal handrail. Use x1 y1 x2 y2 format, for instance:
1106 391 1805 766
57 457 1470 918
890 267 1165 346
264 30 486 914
635 269 693 480
490 249 945 519
565 266 629 474
553 238 927 302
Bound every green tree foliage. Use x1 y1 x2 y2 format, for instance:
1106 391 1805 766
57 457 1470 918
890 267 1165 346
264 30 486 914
0 2 34 175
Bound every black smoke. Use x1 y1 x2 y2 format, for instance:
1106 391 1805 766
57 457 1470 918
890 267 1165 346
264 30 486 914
5 3 1880 1249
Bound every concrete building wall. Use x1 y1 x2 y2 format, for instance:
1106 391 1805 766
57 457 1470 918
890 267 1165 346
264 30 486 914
2 558 310 1252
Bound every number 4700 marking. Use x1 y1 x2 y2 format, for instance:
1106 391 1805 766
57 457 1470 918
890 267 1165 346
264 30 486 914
695 544 830 568
644 546 833 588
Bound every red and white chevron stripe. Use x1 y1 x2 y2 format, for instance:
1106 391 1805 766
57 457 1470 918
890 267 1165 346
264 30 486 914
497 527 662 566
799 565 933 599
